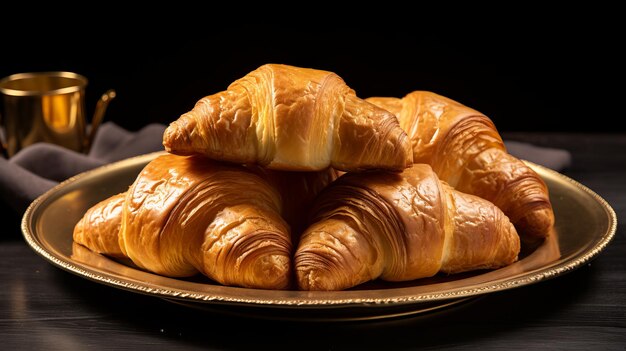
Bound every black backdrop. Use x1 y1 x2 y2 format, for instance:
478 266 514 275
1 22 621 134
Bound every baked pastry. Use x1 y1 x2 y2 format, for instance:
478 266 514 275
253 167 340 235
73 193 126 258
163 64 412 172
74 154 334 290
367 91 554 241
295 164 520 291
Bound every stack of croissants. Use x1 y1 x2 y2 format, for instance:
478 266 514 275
73 64 554 291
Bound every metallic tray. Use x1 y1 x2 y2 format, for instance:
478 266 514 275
22 152 617 321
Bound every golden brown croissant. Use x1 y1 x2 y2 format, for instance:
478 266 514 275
73 193 126 258
163 64 412 172
366 91 554 241
295 164 520 291
251 167 340 236
73 154 299 289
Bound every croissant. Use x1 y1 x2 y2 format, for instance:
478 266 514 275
295 164 520 291
366 91 554 241
73 193 126 258
252 167 340 235
73 154 299 289
163 63 412 172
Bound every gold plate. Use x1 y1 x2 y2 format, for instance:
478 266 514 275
21 152 617 322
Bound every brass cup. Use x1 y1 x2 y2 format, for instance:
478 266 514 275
0 71 115 157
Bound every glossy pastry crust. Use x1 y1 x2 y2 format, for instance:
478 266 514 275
295 164 520 291
75 154 292 289
367 91 554 240
73 193 126 258
74 71 539 292
163 64 412 172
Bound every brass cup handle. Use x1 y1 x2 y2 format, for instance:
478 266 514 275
84 89 116 153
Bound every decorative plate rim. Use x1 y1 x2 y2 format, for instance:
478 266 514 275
21 153 618 309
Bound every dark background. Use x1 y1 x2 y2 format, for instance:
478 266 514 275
1 18 622 134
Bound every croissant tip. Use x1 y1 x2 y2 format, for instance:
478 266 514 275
516 207 555 241
161 126 172 148
295 269 329 291
404 151 414 169
162 120 178 140
72 218 85 243
162 122 195 156
250 253 292 290
506 221 522 262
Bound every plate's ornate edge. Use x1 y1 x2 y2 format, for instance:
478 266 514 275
21 158 618 308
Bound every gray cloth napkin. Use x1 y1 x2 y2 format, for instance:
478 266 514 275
505 140 573 171
1 122 167 214
0 124 572 216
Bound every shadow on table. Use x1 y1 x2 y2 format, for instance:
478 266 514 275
48 261 597 350
1 201 23 242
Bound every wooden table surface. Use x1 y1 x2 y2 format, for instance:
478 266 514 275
1 133 624 350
